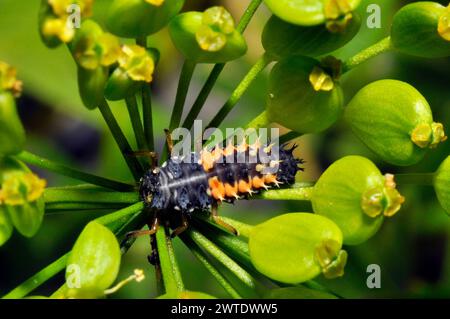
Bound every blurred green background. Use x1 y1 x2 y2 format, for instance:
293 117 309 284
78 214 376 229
0 0 449 298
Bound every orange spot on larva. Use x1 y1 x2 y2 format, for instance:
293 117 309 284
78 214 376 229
209 177 225 201
238 180 251 194
264 174 278 185
201 150 215 171
224 182 239 198
252 176 266 189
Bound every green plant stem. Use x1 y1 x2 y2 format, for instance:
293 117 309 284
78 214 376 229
253 183 315 201
206 54 272 130
169 60 196 131
95 202 144 229
220 217 253 238
343 36 392 72
45 203 127 212
186 229 258 292
182 0 263 130
125 95 147 150
279 131 302 145
142 84 155 151
395 173 435 186
245 111 270 129
43 188 139 204
181 235 242 299
155 227 184 295
98 99 143 180
15 151 135 192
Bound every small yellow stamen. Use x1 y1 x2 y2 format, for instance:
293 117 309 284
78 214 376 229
314 239 347 279
324 0 353 33
0 61 22 96
104 269 145 295
145 0 165 6
1 172 46 206
118 45 155 83
309 66 334 91
43 17 75 43
438 4 450 41
411 122 447 149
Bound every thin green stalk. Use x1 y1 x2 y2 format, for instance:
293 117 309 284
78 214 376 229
45 203 127 212
182 0 263 130
186 229 258 292
343 36 392 72
395 173 435 186
98 99 143 180
253 183 315 201
245 111 270 130
155 227 184 295
169 60 196 131
220 217 253 238
95 202 144 230
206 54 272 130
180 235 242 299
43 188 139 204
125 95 147 150
15 151 135 192
279 131 302 145
142 84 155 151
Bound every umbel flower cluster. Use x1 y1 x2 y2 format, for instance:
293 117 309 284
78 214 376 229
0 0 449 299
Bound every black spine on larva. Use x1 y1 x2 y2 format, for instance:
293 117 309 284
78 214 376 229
139 153 213 215
277 144 304 184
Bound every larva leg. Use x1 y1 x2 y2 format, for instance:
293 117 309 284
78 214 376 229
211 202 239 236
127 150 159 168
164 129 174 154
126 215 160 239
170 215 189 238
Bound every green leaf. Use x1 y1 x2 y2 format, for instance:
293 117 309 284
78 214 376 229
434 156 450 216
391 2 450 58
249 213 346 284
345 79 446 166
266 55 344 134
263 286 338 299
65 221 121 298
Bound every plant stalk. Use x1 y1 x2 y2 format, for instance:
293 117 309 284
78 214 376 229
343 36 392 72
125 95 147 150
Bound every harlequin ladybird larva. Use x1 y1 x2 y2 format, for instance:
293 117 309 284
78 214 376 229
133 138 303 238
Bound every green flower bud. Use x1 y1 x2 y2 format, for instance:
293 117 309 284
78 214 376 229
106 0 185 38
0 157 46 238
0 92 26 155
391 2 450 58
65 221 121 298
263 286 338 299
434 156 450 215
262 13 361 60
311 156 405 245
169 7 247 63
77 66 109 109
345 79 447 166
0 61 23 96
266 55 344 134
249 213 347 284
104 45 156 101
263 0 361 29
38 0 94 48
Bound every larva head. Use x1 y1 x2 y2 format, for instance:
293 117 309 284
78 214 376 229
139 168 161 204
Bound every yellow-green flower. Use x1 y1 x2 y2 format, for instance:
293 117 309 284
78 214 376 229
74 33 121 70
0 172 46 206
0 61 22 97
118 45 155 83
196 6 235 52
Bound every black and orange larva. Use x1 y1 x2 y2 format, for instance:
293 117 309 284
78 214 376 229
138 141 303 237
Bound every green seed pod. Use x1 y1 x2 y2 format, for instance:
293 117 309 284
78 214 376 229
345 80 447 166
0 157 46 238
249 213 347 284
65 221 121 298
266 55 344 134
0 92 26 156
169 7 247 63
311 156 405 245
262 13 361 60
434 156 450 216
391 2 450 58
263 286 338 299
106 0 185 38
104 45 156 101
77 66 109 110
263 0 361 28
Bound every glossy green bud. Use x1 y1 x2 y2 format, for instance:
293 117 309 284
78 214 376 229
249 213 347 284
312 156 405 245
0 157 46 238
263 286 338 299
266 55 344 133
104 45 156 101
264 0 361 28
345 80 447 166
65 221 121 298
434 156 450 215
169 7 247 63
262 13 361 60
0 92 26 156
77 66 109 110
106 0 185 38
391 2 450 58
